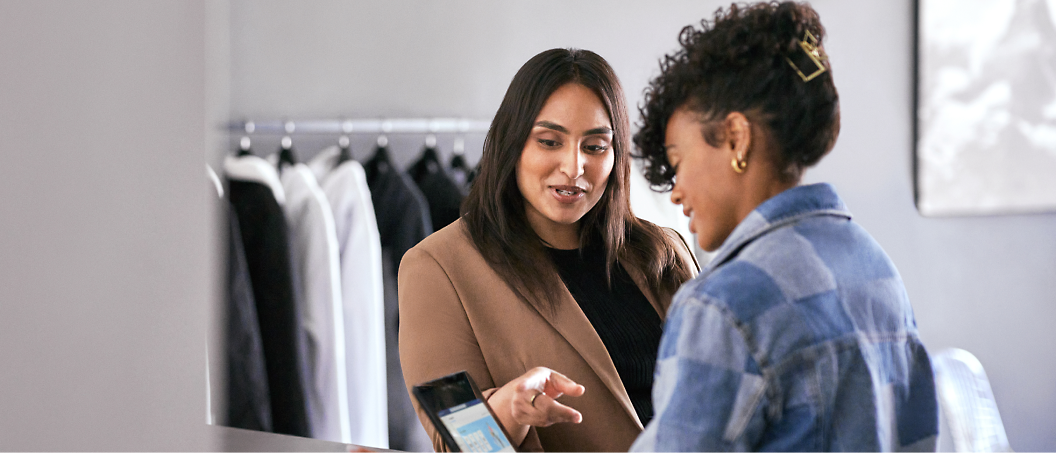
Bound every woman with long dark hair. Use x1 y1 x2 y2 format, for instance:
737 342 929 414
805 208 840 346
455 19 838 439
398 48 697 452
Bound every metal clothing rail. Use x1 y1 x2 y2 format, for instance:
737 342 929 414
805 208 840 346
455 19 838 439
227 118 492 135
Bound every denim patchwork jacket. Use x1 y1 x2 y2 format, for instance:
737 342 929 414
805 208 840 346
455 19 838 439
632 183 938 452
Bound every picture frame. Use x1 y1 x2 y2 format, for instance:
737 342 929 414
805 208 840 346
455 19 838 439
914 0 1056 216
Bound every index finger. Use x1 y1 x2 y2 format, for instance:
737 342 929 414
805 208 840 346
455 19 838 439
533 392 583 426
543 370 585 398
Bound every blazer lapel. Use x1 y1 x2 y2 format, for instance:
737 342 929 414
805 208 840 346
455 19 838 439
623 264 667 320
533 283 645 430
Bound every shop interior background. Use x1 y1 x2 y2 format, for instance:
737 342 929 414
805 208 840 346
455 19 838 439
1 0 1054 450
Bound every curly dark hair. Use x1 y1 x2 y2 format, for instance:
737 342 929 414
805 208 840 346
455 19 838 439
634 1 840 190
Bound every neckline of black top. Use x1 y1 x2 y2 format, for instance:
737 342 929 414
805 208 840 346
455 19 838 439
543 243 662 427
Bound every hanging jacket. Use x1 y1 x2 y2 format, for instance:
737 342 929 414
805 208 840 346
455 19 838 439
223 201 273 432
277 161 352 443
363 146 434 452
408 146 464 232
224 155 312 438
308 147 390 449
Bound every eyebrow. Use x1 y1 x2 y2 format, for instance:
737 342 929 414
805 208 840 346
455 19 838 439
585 126 614 136
534 121 613 136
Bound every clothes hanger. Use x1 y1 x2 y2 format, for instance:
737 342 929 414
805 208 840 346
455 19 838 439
337 135 353 166
278 135 298 171
238 136 252 157
413 134 439 165
368 135 391 168
276 121 298 171
372 135 390 159
448 136 472 191
409 134 442 183
364 134 392 184
238 121 255 156
335 120 354 167
450 137 469 172
369 119 394 167
422 134 440 163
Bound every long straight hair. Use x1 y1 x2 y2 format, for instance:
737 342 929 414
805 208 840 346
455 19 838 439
462 48 693 313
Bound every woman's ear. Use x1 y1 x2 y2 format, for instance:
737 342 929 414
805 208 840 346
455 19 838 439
724 112 752 157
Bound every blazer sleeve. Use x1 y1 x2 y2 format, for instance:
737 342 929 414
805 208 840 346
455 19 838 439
398 246 477 451
398 246 545 452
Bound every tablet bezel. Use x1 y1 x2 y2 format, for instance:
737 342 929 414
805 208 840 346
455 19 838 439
411 370 516 452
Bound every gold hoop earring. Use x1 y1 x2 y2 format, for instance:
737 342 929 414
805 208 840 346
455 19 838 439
731 156 747 173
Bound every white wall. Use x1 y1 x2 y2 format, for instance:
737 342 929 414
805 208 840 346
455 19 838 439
0 1 216 450
229 2 1056 450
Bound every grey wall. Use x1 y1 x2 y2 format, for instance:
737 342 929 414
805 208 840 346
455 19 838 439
229 1 1056 450
0 1 217 450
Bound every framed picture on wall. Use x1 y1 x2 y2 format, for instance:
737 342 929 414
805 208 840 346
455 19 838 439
915 0 1056 216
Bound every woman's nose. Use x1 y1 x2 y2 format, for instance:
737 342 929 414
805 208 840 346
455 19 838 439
670 187 683 205
558 145 585 179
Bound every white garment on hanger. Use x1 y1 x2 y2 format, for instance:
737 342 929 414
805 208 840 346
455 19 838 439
308 147 389 449
205 164 221 427
207 164 224 199
224 155 286 204
278 162 352 443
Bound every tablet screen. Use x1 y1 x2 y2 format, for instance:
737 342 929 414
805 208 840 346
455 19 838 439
412 371 515 452
437 398 514 452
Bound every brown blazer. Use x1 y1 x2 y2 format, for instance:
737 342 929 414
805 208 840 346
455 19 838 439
398 219 698 452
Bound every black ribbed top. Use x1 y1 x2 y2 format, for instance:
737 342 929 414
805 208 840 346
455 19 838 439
546 244 663 427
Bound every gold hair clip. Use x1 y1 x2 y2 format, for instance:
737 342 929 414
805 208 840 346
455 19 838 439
785 30 828 82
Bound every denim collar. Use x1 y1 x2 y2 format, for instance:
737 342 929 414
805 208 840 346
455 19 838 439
704 183 852 273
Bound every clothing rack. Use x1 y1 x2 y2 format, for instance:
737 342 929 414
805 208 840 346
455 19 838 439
227 118 491 135
227 117 489 163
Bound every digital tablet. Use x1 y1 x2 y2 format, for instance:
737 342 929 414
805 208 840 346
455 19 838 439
411 371 515 452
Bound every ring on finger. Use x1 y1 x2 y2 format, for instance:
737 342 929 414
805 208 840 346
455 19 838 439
529 392 543 407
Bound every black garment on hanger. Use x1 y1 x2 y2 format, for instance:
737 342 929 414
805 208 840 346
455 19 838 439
450 152 469 173
364 145 434 451
449 152 471 192
364 144 433 273
408 145 465 231
224 203 272 432
227 177 312 438
465 162 480 192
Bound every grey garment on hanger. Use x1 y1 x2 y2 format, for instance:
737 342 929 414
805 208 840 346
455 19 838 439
223 202 272 432
408 147 464 232
364 147 434 451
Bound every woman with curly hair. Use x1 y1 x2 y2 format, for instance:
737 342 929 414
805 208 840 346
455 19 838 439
631 2 938 451
398 48 698 452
